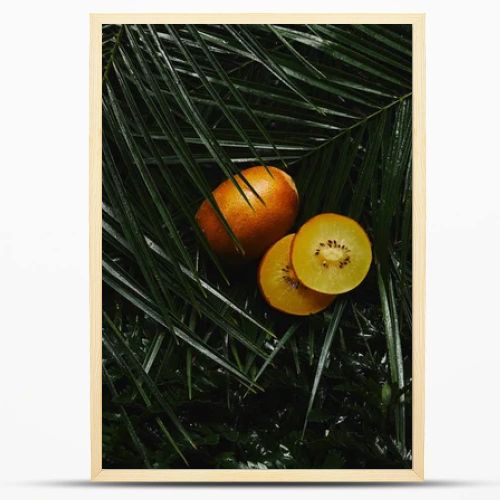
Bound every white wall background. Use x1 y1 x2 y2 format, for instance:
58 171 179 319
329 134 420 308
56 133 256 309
1 0 499 499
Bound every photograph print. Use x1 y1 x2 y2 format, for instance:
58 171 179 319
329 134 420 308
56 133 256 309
99 21 417 472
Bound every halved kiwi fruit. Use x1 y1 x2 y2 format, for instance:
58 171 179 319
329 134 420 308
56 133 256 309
258 234 335 316
291 213 372 294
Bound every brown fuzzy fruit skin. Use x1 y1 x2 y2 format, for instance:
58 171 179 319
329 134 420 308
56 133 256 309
195 166 299 263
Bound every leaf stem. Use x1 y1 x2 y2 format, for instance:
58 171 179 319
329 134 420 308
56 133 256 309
292 92 412 165
103 25 124 85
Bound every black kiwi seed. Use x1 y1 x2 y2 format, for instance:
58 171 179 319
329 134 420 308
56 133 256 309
282 274 301 289
314 240 353 270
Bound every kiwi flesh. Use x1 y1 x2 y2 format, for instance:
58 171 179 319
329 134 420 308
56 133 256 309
258 234 335 316
291 213 372 295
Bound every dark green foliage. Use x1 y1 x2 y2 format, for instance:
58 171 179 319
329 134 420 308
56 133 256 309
102 23 412 469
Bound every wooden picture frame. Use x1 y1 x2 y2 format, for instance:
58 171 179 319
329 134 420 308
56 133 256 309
90 13 425 482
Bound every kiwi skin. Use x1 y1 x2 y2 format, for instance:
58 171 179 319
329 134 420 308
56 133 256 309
196 166 299 264
290 213 372 295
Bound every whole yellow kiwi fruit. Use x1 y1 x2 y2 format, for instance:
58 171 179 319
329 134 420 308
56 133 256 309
196 166 299 263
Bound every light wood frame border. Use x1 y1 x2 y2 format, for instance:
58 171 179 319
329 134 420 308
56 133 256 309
90 13 425 482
